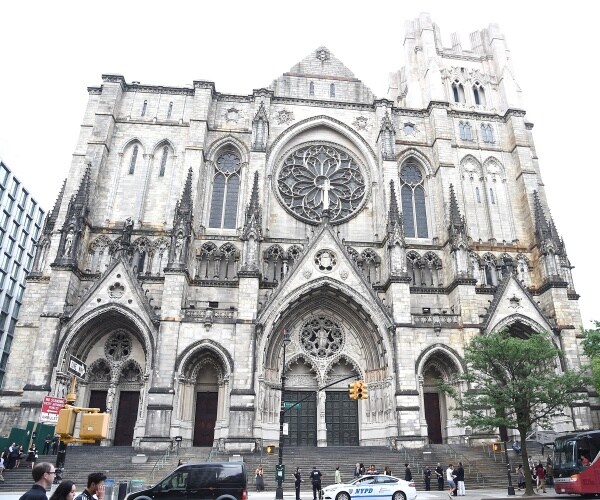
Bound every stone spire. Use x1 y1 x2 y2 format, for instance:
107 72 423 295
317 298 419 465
533 190 568 280
53 165 91 266
241 171 262 271
167 168 194 269
387 181 407 276
42 178 66 235
447 184 470 277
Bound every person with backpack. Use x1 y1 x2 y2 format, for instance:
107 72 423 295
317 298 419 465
310 466 322 500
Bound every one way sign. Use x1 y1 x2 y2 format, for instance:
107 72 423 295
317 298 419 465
68 355 87 379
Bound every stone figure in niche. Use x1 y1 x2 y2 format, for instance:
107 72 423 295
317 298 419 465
122 217 134 245
246 236 257 267
64 229 74 256
175 232 184 260
106 384 116 413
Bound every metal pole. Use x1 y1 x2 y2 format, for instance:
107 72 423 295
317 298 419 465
275 333 289 500
503 441 515 495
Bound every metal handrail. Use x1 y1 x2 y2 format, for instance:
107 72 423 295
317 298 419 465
151 441 175 481
445 443 485 485
398 444 423 476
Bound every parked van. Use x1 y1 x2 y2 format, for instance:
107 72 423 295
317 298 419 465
127 462 247 500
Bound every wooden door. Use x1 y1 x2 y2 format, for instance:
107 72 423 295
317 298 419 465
325 391 359 446
282 390 317 447
114 391 140 446
193 392 218 446
424 392 443 444
87 391 108 445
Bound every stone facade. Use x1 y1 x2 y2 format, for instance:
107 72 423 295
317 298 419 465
0 14 594 451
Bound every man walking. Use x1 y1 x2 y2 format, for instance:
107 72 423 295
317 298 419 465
423 466 432 491
446 464 456 498
435 463 444 491
19 462 55 500
310 466 322 500
404 464 412 482
456 462 465 496
74 472 107 500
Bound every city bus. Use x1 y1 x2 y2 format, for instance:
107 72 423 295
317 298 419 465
553 431 600 495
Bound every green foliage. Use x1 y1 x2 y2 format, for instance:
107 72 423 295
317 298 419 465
582 321 600 393
442 331 589 432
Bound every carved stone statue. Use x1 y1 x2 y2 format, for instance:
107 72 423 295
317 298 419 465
122 217 134 245
64 229 74 256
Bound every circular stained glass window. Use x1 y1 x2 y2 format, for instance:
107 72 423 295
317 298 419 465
400 163 422 185
300 316 344 358
277 144 367 225
105 331 132 362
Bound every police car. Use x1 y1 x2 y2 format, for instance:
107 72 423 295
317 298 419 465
322 474 417 500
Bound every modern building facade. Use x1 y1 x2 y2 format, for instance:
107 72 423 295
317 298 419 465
0 14 593 450
0 160 45 387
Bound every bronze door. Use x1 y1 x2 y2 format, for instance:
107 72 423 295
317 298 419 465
193 392 218 447
325 391 359 446
424 392 443 444
283 390 317 447
114 391 140 446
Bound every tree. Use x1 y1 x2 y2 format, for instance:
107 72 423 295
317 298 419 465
582 321 600 393
442 330 589 496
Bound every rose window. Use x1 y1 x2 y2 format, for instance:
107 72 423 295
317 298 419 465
277 144 367 224
300 316 344 358
105 331 132 361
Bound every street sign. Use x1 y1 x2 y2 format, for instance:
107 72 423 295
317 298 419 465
283 402 301 410
283 423 289 435
40 396 67 424
68 355 87 379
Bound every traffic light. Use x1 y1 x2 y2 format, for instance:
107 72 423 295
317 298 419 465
493 442 502 452
56 407 76 437
349 381 358 400
266 445 276 454
356 382 368 400
80 413 109 440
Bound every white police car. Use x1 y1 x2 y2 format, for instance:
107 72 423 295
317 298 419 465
322 475 417 500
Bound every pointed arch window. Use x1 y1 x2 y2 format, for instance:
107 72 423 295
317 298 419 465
452 80 465 103
481 123 495 143
489 187 496 204
473 82 486 106
309 82 315 96
459 122 473 141
208 151 241 229
128 145 139 175
400 162 428 238
330 83 335 98
141 100 148 117
159 146 168 177
475 186 481 203
167 101 173 119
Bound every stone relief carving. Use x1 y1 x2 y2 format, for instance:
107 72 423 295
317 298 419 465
224 108 240 123
316 48 330 62
274 109 294 125
352 116 370 131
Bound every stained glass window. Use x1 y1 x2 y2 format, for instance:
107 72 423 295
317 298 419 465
159 146 168 177
129 145 138 175
208 151 241 229
400 162 428 238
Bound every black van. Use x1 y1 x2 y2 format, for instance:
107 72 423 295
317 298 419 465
127 462 247 500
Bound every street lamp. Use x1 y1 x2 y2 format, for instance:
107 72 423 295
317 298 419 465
503 441 516 495
275 330 291 500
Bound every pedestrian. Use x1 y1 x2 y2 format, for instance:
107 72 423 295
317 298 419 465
18 462 56 500
384 466 392 476
0 452 5 482
50 480 77 500
516 464 525 491
74 472 106 500
16 445 24 468
51 436 59 455
294 467 303 500
546 456 553 486
456 462 465 496
42 435 51 455
435 463 444 491
359 463 365 476
334 467 341 484
7 442 18 469
354 463 361 478
404 463 412 482
27 444 38 469
310 466 322 500
446 463 456 498
255 466 264 492
536 462 546 493
424 466 431 491
367 464 376 474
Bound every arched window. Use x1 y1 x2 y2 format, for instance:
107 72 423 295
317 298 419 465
489 187 496 204
159 146 168 177
406 251 422 285
400 162 428 238
141 100 148 117
361 249 380 284
459 122 473 141
167 101 173 119
330 83 335 98
482 253 497 286
309 82 315 96
476 186 481 203
208 151 241 229
481 123 495 143
452 80 465 103
197 242 218 279
264 245 285 282
473 82 486 106
128 145 138 175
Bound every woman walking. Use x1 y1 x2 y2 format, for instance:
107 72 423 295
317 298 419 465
255 465 265 491
50 480 77 500
26 444 38 469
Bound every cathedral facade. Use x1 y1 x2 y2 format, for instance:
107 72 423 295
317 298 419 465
0 14 593 450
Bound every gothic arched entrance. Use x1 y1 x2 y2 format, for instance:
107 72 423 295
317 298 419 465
324 358 359 446
193 362 219 446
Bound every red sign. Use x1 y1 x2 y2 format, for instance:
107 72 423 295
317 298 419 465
40 396 67 424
